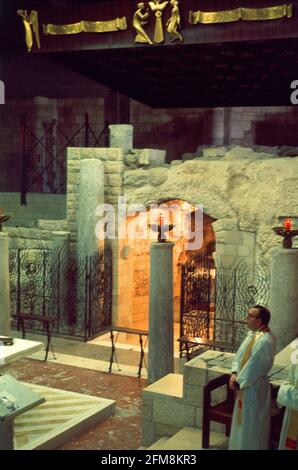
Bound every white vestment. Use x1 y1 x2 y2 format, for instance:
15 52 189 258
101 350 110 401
229 330 276 450
277 364 298 450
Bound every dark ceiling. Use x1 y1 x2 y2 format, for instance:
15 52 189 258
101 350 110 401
51 38 298 107
2 1 298 107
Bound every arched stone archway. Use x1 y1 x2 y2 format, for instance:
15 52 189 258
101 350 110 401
115 199 218 332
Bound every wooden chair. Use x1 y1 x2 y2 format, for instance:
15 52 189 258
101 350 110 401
202 373 234 448
202 373 284 449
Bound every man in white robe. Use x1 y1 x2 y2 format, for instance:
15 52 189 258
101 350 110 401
228 305 276 450
277 359 298 450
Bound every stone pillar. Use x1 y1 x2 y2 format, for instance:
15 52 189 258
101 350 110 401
77 159 105 258
0 420 14 450
109 124 133 153
148 242 174 384
0 232 11 336
269 248 298 352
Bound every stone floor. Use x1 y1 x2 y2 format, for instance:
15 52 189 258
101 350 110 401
1 329 189 450
6 358 147 450
11 329 185 379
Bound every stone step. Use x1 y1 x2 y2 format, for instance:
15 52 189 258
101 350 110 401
143 373 183 400
149 427 229 450
15 382 115 450
147 437 169 450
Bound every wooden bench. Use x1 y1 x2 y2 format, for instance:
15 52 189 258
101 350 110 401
178 336 240 361
104 326 148 379
202 373 285 449
14 314 58 361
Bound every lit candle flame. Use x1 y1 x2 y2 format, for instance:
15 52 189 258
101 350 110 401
158 213 164 226
284 217 293 231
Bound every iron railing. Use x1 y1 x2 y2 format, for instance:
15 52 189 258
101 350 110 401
180 253 271 354
20 115 109 204
9 239 112 341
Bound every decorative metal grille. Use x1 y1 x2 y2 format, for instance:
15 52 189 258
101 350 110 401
180 253 271 354
180 252 214 340
214 261 271 345
20 116 109 204
9 240 113 340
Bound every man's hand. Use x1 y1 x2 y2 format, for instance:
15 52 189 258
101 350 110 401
229 372 238 391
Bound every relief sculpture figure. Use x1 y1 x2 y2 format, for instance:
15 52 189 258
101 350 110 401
148 0 169 44
17 10 41 52
166 0 183 42
133 3 153 44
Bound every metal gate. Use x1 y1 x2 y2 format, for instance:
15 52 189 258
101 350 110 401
180 253 271 354
214 260 271 345
180 252 214 341
9 240 113 341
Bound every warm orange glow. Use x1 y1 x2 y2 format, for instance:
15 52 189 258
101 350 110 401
284 217 293 231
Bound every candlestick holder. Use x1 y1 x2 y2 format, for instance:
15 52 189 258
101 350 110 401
273 222 298 249
0 213 11 232
149 223 175 243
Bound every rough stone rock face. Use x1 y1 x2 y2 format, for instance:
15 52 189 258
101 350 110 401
202 146 227 158
148 168 169 186
224 147 274 161
123 146 298 265
124 169 149 187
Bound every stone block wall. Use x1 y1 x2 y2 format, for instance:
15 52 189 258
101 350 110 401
213 223 256 279
142 351 231 447
123 148 298 269
229 106 298 146
66 147 124 246
142 347 290 447
5 226 55 250
66 147 125 323
130 100 214 162
130 102 298 161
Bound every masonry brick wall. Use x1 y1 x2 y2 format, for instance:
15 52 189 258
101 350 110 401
130 100 214 161
229 106 298 146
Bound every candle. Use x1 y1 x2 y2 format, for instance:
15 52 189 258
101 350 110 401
284 217 293 231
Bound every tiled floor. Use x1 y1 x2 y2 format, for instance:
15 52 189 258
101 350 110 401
12 328 186 379
15 382 115 450
4 327 185 450
6 358 147 450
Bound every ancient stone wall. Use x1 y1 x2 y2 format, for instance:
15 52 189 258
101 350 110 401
123 146 298 267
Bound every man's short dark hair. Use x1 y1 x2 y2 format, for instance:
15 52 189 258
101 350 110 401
253 304 271 326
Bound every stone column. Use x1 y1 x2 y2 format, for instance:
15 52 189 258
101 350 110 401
269 248 298 352
77 159 105 258
148 242 174 384
0 232 11 336
0 420 14 450
109 124 133 153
